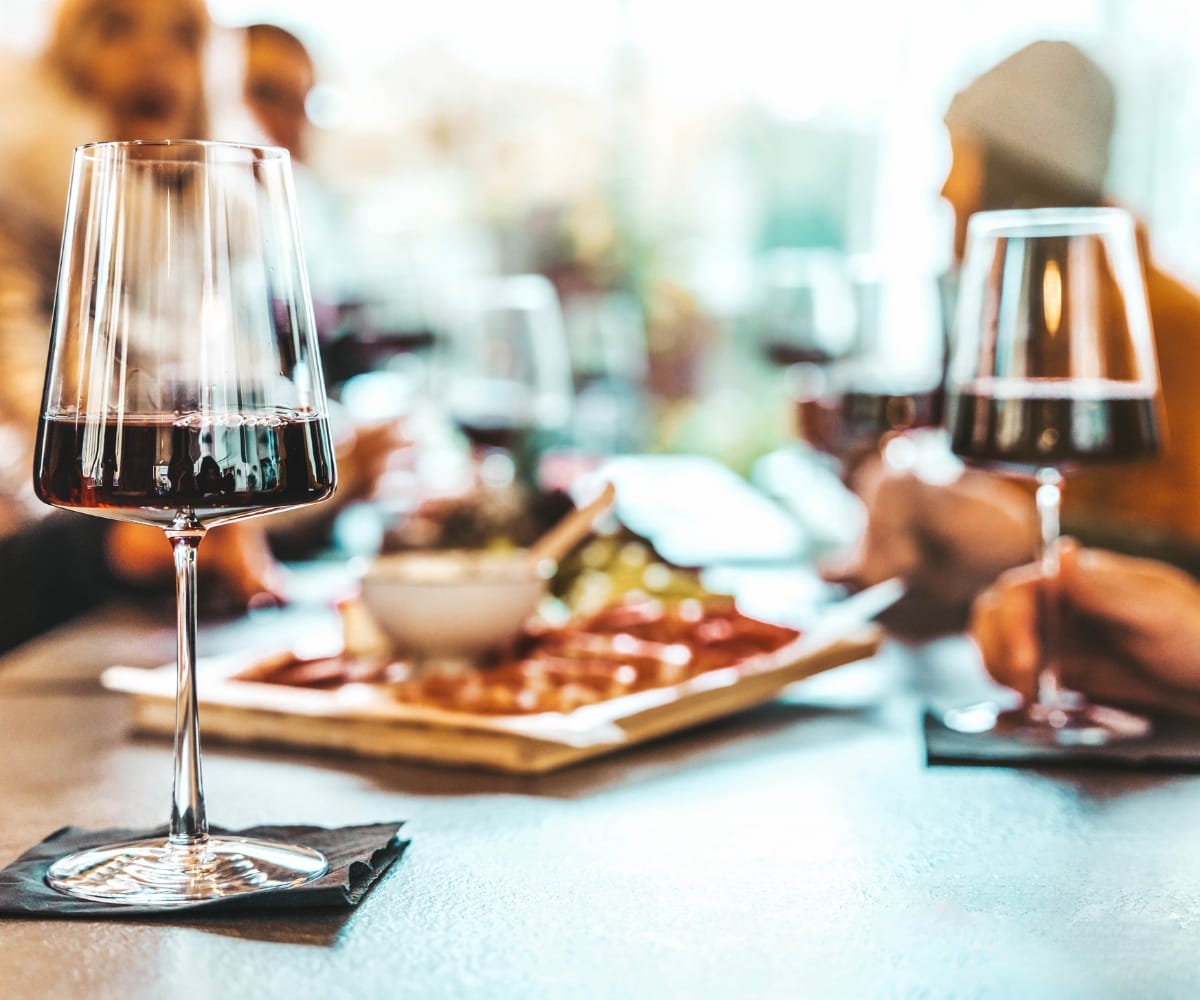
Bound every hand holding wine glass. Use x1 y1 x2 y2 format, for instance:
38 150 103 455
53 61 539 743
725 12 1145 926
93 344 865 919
972 540 1200 719
944 206 1163 744
34 140 336 904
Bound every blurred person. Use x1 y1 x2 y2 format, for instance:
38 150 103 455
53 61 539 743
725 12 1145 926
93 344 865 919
242 21 364 350
0 0 330 644
833 40 1200 635
240 21 403 529
45 0 210 141
243 22 314 162
0 0 215 429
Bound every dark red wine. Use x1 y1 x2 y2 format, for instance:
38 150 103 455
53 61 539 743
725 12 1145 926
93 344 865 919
35 411 336 528
455 414 536 452
948 380 1160 471
763 341 837 368
345 328 436 370
796 386 943 458
449 379 538 453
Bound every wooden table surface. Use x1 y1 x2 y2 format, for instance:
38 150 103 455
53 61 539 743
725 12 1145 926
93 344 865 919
0 598 1196 999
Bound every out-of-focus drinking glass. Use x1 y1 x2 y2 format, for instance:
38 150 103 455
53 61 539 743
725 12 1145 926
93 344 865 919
34 140 337 904
757 247 857 370
750 248 860 549
563 289 650 455
441 273 573 486
789 255 948 480
943 206 1163 745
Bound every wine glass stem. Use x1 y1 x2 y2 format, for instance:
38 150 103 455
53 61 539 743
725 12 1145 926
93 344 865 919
167 516 208 848
1034 468 1072 713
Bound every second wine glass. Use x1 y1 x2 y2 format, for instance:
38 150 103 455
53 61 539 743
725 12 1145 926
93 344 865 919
790 255 948 479
441 273 573 486
943 206 1163 745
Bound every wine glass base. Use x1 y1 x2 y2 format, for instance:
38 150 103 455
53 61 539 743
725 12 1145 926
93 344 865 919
942 701 1153 746
45 836 328 907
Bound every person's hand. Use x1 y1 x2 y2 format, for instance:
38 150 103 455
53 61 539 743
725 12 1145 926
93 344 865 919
971 540 1200 718
332 419 407 506
825 456 1040 637
105 520 287 614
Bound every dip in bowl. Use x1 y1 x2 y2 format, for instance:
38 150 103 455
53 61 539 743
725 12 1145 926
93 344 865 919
361 550 551 658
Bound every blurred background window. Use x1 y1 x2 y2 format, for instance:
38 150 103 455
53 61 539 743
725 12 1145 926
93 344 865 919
5 0 1200 465
7 1 1198 287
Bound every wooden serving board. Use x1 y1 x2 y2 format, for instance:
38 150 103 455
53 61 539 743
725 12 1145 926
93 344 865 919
102 624 882 775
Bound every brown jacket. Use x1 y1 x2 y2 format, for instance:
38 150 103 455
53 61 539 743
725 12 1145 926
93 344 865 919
1066 256 1200 565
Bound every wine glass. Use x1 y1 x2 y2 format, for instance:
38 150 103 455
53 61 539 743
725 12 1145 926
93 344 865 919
441 273 573 486
943 206 1162 745
563 289 651 454
790 255 948 479
33 140 337 904
751 248 861 547
757 247 857 368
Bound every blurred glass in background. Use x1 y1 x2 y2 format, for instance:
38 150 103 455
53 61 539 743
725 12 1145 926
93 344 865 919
5 0 1200 484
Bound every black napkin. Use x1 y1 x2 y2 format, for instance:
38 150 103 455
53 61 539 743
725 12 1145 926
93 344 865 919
924 711 1200 771
0 822 408 917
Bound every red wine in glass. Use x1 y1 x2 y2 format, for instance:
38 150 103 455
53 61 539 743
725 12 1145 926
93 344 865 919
337 325 436 380
796 384 944 460
947 379 1160 471
755 248 857 371
781 257 948 476
763 340 840 369
447 375 543 483
442 275 572 484
453 401 537 454
35 412 334 527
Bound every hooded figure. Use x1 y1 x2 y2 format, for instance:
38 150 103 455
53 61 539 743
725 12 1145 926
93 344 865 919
945 41 1114 194
940 41 1115 261
940 40 1200 567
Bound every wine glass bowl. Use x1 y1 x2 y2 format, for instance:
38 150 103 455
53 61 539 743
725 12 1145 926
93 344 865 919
948 208 1161 472
33 140 336 905
790 361 945 470
756 248 857 367
786 257 947 476
944 206 1162 745
441 273 573 483
563 290 651 455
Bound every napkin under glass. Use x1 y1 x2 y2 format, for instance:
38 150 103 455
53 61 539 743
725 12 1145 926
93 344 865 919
924 711 1200 770
0 822 408 917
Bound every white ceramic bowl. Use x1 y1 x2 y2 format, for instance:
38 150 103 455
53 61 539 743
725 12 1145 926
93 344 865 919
360 549 550 657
